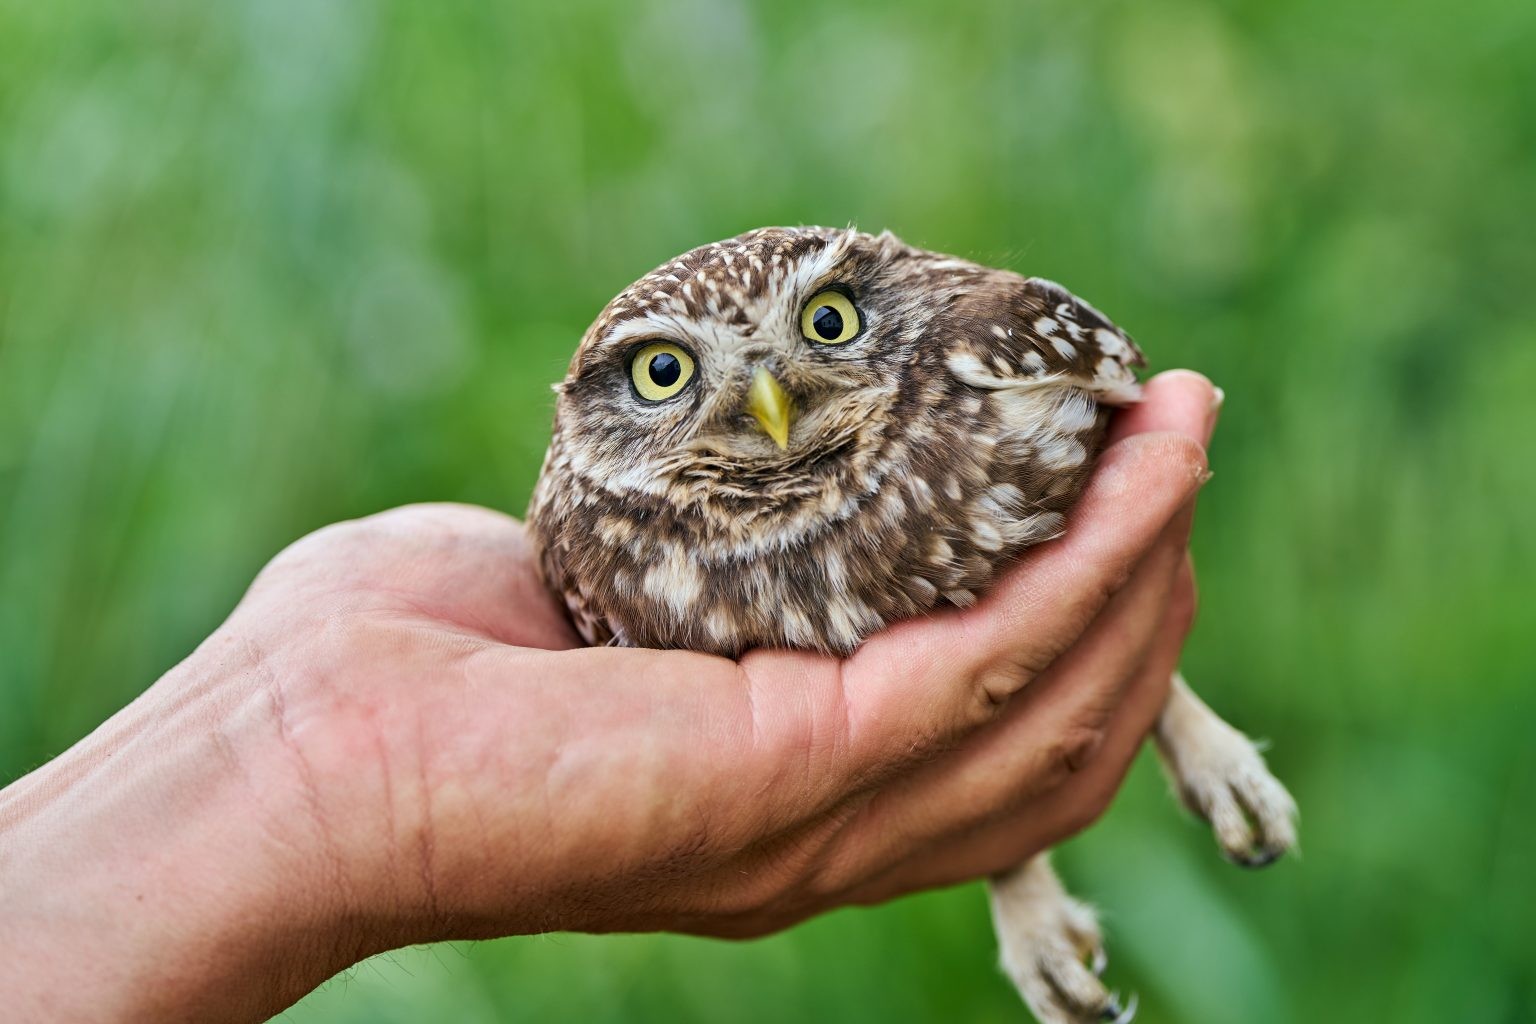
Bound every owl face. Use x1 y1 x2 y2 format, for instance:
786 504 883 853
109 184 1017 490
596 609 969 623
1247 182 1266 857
552 228 960 540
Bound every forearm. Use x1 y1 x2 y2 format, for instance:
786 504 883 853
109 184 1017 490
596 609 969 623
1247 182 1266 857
0 648 362 1023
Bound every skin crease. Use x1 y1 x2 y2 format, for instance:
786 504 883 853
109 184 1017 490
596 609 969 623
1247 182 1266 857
0 372 1215 1024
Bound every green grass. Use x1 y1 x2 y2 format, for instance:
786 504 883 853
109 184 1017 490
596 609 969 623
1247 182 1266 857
3 0 1534 1021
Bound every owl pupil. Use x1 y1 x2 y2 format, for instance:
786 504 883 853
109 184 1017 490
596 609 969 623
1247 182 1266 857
648 352 681 387
812 306 843 340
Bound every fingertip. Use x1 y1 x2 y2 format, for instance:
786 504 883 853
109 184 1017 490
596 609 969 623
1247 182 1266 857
1152 368 1216 397
1107 370 1219 447
1091 431 1211 503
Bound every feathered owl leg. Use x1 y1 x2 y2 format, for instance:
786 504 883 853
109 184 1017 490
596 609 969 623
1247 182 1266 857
989 675 1296 1022
1153 672 1298 867
988 855 1136 1024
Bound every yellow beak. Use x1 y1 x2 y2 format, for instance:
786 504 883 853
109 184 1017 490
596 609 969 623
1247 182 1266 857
745 366 793 450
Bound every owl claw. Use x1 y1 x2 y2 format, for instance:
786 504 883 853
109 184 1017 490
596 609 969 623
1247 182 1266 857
1196 751 1298 868
1224 834 1285 870
1103 991 1139 1023
1155 675 1298 871
991 858 1127 1024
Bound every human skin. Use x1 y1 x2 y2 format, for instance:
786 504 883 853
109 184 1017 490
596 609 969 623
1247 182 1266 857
0 372 1218 1023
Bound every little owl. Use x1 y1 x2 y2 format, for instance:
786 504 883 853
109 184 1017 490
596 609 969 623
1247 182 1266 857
529 227 1297 1023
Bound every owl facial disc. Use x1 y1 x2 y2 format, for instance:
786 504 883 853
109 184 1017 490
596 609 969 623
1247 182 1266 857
745 366 793 450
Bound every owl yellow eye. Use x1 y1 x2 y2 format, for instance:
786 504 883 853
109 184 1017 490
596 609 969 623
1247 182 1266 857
800 290 861 345
629 342 695 402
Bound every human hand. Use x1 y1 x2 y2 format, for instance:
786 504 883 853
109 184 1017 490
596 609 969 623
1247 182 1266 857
0 371 1218 1023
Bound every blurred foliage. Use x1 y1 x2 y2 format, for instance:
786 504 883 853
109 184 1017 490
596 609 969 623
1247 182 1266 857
2 0 1534 1021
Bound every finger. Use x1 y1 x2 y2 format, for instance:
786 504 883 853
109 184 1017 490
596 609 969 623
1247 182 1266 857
923 370 1211 704
1105 370 1221 448
845 430 1206 745
936 369 1214 693
816 502 1194 890
844 566 1193 903
981 556 1194 854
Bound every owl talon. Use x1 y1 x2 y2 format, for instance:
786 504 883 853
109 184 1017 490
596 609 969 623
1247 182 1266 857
991 857 1127 1024
1199 758 1297 868
1224 828 1284 870
1103 991 1139 1023
1155 675 1298 871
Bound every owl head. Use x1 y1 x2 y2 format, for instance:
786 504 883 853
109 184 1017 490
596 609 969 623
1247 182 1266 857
548 227 980 538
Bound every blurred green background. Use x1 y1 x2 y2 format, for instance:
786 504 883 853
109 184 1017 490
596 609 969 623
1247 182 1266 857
3 0 1533 1021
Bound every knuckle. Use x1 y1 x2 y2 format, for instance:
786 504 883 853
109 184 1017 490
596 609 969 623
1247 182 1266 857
794 818 865 903
365 501 449 524
367 502 508 531
973 665 1029 719
261 516 374 569
969 650 1057 722
803 848 864 905
717 872 813 927
1035 723 1107 793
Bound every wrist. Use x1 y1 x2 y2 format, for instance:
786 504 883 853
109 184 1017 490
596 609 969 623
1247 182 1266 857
0 637 374 1021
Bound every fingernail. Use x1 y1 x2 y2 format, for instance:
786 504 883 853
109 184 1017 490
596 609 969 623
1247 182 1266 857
1202 385 1225 446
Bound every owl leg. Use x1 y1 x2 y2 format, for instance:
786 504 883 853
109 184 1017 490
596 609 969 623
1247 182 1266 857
1153 672 1298 867
988 854 1136 1024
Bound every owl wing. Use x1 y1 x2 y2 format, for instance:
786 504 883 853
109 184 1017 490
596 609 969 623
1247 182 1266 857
948 276 1146 404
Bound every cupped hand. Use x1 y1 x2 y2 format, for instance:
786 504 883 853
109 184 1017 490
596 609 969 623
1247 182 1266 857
0 371 1218 1023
